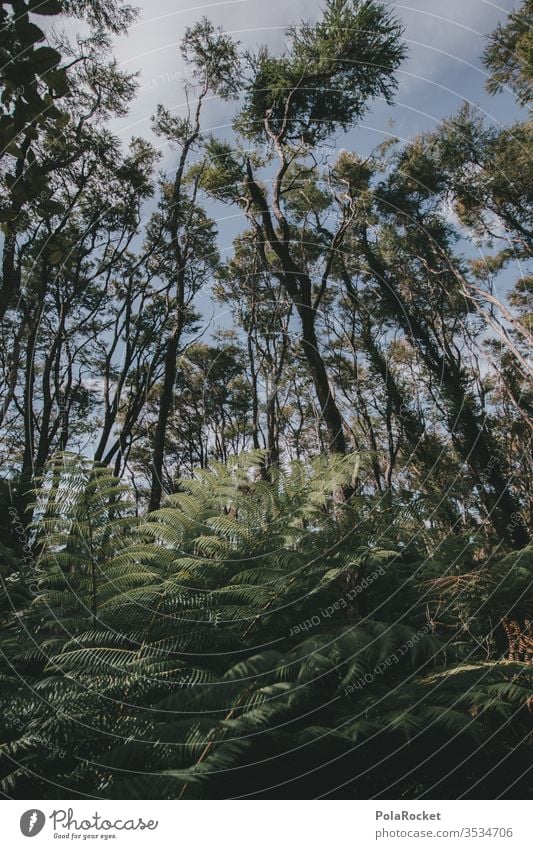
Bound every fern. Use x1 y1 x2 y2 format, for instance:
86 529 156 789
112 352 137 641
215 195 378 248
0 452 531 799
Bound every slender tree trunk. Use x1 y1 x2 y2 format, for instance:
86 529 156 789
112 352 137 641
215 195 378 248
298 302 347 455
246 329 261 451
17 309 41 521
245 159 348 457
148 330 180 512
361 244 528 548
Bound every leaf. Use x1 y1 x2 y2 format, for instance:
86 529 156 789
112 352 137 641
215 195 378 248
14 21 45 46
29 46 61 75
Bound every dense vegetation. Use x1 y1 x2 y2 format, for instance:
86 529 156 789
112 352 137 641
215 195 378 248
0 0 532 798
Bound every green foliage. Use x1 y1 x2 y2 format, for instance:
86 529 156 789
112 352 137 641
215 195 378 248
189 137 246 203
0 0 136 199
482 0 532 105
0 453 531 799
236 0 406 143
180 17 242 100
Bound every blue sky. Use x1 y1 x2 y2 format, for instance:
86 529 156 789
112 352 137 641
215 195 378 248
109 0 521 146
106 1 522 235
103 1 523 334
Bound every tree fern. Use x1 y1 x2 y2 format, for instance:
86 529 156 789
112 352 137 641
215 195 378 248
0 452 531 799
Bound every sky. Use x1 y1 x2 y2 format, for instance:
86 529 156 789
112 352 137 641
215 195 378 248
103 0 522 238
102 0 523 332
108 0 521 149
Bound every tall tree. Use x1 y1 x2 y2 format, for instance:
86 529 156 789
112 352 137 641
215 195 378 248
198 0 405 455
147 19 241 511
0 26 155 518
0 0 136 321
482 0 532 106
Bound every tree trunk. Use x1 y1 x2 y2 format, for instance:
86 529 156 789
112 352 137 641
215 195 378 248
148 331 180 512
361 245 528 548
298 301 347 455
